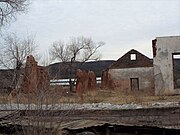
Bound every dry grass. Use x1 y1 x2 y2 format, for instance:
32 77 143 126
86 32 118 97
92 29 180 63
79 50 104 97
0 92 9 104
1 87 180 105
57 88 180 104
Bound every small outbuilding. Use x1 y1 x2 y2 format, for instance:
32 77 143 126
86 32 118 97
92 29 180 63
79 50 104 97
102 49 154 93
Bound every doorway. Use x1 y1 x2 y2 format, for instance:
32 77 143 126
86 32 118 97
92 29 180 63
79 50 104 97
172 53 180 89
130 78 139 91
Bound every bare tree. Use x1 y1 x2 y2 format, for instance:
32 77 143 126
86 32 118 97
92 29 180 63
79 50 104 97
50 36 104 92
0 0 29 27
1 51 70 135
0 33 38 88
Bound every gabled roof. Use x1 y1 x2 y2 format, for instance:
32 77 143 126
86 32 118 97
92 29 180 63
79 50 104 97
109 49 153 69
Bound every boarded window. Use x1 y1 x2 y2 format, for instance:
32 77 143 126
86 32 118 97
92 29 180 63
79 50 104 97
172 53 180 89
130 78 139 90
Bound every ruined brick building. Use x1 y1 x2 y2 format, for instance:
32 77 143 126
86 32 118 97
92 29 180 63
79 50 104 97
102 36 180 96
20 55 50 93
102 49 154 92
0 36 179 97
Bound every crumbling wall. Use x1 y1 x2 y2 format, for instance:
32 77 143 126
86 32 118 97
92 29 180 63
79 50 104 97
101 70 114 89
153 36 180 95
76 69 97 96
88 71 97 90
109 67 154 91
101 49 154 92
76 69 88 96
20 55 50 93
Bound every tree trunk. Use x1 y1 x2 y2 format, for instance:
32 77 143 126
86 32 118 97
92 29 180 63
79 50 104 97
69 68 74 92
69 78 74 92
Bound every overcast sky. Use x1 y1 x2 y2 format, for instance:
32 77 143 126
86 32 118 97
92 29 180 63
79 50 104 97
2 0 180 60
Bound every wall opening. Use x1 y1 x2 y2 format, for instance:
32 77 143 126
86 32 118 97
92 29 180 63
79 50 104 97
130 78 139 90
172 53 180 89
130 54 136 60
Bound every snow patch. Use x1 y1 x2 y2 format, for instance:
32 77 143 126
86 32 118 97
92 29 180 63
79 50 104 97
0 102 179 110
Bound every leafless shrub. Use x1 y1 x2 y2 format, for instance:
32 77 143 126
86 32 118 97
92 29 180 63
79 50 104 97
6 84 70 135
0 33 38 89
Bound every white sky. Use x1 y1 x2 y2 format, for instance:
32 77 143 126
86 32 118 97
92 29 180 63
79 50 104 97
1 0 180 60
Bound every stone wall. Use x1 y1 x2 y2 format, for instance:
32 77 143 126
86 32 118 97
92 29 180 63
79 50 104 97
153 36 180 95
109 67 154 92
101 49 154 92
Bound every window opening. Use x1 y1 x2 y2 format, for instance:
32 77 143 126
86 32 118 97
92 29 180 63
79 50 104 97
130 54 136 60
172 53 180 89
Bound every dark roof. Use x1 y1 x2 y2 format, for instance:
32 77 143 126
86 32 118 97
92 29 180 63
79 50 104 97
109 49 153 69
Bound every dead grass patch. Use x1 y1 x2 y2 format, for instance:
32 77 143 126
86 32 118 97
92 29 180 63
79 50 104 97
1 87 180 104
